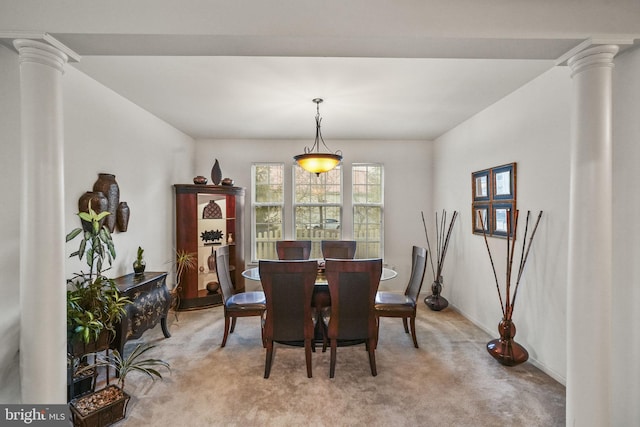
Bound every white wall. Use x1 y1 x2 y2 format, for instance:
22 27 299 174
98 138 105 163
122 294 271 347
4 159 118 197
433 66 572 382
194 139 433 291
62 65 195 280
0 45 195 402
611 44 640 426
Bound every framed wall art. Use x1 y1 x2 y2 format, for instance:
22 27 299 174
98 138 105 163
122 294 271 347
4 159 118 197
471 162 516 238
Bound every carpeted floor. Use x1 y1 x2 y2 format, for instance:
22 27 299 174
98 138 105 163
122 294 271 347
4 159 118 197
115 303 565 426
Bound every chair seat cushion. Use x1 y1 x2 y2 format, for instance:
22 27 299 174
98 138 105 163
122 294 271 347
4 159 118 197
374 291 415 311
227 291 266 309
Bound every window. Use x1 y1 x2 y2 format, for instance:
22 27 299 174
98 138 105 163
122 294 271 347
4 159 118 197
294 165 342 258
352 164 383 258
252 163 284 260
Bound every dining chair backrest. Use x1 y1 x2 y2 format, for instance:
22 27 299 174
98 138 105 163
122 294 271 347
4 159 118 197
321 240 357 259
215 245 234 304
324 258 382 341
259 260 318 342
276 240 312 260
405 246 428 302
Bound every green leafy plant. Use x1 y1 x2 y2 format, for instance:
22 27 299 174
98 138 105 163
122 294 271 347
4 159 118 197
134 246 144 268
166 249 197 317
79 343 170 390
66 203 131 344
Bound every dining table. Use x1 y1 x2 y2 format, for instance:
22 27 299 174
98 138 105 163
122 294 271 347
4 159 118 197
241 263 398 285
243 262 397 346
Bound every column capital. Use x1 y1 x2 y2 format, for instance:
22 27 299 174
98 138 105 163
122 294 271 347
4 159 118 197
567 44 619 77
13 39 69 73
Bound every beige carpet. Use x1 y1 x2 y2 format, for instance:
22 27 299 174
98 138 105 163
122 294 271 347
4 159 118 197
114 303 565 427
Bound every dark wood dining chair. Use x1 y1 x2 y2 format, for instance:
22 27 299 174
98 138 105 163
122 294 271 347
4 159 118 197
321 240 357 259
324 258 383 378
375 246 427 348
276 240 312 260
216 245 266 347
259 259 318 378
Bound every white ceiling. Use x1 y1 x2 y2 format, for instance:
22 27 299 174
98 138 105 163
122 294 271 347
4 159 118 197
69 56 555 140
2 0 639 140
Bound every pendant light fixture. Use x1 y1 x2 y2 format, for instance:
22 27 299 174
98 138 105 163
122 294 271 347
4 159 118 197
294 98 343 176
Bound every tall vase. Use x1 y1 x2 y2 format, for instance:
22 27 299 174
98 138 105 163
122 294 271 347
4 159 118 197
93 173 120 232
424 276 449 311
78 191 108 232
116 202 130 232
486 318 529 366
210 159 222 185
207 247 216 272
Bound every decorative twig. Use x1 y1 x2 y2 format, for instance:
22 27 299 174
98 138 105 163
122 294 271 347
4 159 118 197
479 210 505 318
505 210 519 318
421 210 458 282
438 211 458 278
510 211 544 316
421 211 436 280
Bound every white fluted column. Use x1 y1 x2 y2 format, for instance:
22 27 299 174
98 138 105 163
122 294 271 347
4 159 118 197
566 44 618 427
14 39 68 404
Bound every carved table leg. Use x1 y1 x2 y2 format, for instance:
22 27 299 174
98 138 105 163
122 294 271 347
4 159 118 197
161 316 171 338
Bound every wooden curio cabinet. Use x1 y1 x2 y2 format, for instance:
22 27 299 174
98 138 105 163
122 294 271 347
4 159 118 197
174 184 245 310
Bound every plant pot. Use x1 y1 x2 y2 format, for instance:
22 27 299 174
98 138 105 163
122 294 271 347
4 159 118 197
68 365 97 402
133 260 146 276
69 330 112 359
69 384 130 427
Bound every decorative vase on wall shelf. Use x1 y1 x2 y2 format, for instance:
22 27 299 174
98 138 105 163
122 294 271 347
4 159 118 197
78 191 108 232
116 202 130 232
92 173 120 232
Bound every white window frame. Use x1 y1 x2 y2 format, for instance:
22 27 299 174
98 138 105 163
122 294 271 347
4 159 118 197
352 163 384 259
293 164 343 259
251 163 284 261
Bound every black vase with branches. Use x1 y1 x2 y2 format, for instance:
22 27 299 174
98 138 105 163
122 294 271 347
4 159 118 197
422 210 458 311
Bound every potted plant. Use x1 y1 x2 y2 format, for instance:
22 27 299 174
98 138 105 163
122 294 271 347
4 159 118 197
133 246 146 276
69 343 170 427
66 203 131 356
167 249 197 316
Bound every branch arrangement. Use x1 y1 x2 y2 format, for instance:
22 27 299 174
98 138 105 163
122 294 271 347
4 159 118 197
479 210 543 320
421 210 458 282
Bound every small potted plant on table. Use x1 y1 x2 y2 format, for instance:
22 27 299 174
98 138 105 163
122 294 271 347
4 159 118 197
133 246 146 276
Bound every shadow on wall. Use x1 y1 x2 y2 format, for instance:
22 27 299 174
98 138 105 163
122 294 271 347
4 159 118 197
0 311 20 403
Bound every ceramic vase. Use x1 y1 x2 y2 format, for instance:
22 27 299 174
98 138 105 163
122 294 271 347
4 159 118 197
486 318 529 366
424 276 449 311
78 191 108 232
210 159 222 185
116 201 130 232
92 173 119 232
207 247 216 271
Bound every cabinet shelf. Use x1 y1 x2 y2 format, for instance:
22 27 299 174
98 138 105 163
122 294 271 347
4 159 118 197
174 184 245 310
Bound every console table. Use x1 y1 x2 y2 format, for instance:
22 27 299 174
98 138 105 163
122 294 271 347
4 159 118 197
112 271 171 356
